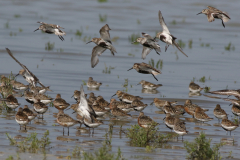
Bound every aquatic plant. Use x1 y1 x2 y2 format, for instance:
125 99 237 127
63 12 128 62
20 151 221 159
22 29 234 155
199 76 206 83
122 79 128 92
225 42 235 51
14 14 21 18
188 39 193 49
177 39 185 48
102 63 115 74
111 36 119 42
45 41 55 51
99 14 107 22
82 80 87 85
148 58 163 70
128 53 135 57
82 36 92 42
97 0 108 3
184 132 224 160
170 20 177 25
204 86 211 93
6 155 14 160
126 124 177 147
75 28 83 38
231 116 239 125
128 33 140 43
6 130 51 153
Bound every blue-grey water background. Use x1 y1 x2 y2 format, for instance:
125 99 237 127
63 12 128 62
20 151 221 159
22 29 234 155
0 0 240 159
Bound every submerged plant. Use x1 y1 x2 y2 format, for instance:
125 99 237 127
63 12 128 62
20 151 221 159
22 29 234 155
184 132 224 160
45 42 54 51
199 76 206 83
122 79 129 92
204 86 211 93
225 42 235 51
102 63 115 74
99 14 107 22
188 39 193 49
128 33 140 43
148 58 163 70
177 39 186 48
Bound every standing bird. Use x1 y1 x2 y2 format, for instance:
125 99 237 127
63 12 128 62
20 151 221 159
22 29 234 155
138 80 162 90
197 6 230 28
132 32 161 59
86 24 117 68
173 118 188 140
53 94 70 111
87 77 102 89
15 107 29 130
221 116 238 136
34 22 66 41
213 104 227 123
189 82 203 93
6 48 47 88
155 10 188 57
128 62 161 81
138 112 157 128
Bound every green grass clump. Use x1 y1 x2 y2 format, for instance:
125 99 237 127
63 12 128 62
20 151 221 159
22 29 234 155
148 58 163 70
170 20 177 25
177 39 186 48
6 130 51 153
199 76 206 83
188 39 193 49
97 0 108 3
126 124 177 147
184 132 224 160
45 42 54 51
102 63 115 74
128 33 140 43
75 28 83 38
14 14 21 18
225 42 235 51
99 14 107 22
122 79 128 92
204 86 211 93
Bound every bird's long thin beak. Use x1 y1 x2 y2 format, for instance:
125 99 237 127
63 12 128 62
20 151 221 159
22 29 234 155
111 94 116 98
196 12 202 15
71 94 74 98
34 28 39 32
131 41 137 44
65 107 71 111
127 67 133 71
15 73 19 77
136 83 140 85
86 41 92 44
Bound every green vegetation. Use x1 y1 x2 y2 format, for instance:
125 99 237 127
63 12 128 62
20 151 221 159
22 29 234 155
19 28 23 32
204 86 211 93
9 32 17 36
170 20 177 25
6 130 51 153
6 156 14 160
148 58 163 70
122 79 129 92
199 76 206 83
75 28 83 38
82 80 87 85
128 53 135 57
97 0 108 3
184 132 224 160
231 116 239 125
111 36 119 43
126 124 177 147
57 48 64 52
177 40 186 48
14 14 21 18
99 14 107 22
128 33 140 43
225 42 235 51
45 42 54 51
102 63 115 74
82 36 92 42
200 43 210 47
188 39 192 49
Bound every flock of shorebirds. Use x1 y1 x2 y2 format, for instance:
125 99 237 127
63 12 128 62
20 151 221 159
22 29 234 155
0 7 238 139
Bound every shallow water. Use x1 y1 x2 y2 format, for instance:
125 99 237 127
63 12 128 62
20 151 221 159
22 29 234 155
0 0 240 159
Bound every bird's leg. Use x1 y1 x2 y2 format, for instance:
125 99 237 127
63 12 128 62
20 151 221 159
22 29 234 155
165 44 169 52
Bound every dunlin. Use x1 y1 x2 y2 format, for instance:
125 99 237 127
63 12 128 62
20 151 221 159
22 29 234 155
1 75 10 83
6 48 46 88
152 98 177 110
110 104 131 119
83 115 103 133
155 10 188 57
86 24 117 68
132 99 148 111
33 94 53 105
88 92 97 103
87 77 102 89
93 96 110 110
164 113 176 131
111 90 125 100
231 104 240 119
5 94 20 110
29 84 52 94
33 99 48 119
189 82 203 93
128 62 161 81
213 104 227 123
197 6 230 28
221 116 238 135
109 98 134 113
53 94 70 111
57 110 78 136
24 90 34 104
71 90 80 101
184 99 208 117
10 80 28 90
173 118 188 140
194 107 213 123
138 80 162 90
0 85 18 97
132 32 161 60
76 113 83 128
173 105 185 115
138 112 157 128
15 107 29 130
34 21 66 41
92 103 107 116
76 85 97 120
22 105 37 123
209 89 240 100
222 98 240 106
121 94 142 104
163 101 181 115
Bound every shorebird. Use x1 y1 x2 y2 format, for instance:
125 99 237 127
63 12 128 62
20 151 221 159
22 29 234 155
128 62 161 81
221 116 238 135
109 98 134 113
6 48 47 88
10 80 28 90
132 99 148 111
24 90 34 104
22 105 37 124
132 32 161 59
152 98 177 110
194 107 213 123
173 105 185 115
189 82 203 93
57 110 78 136
32 94 53 105
138 80 162 90
110 104 131 119
0 75 9 83
93 96 110 110
138 112 157 128
184 99 208 117
223 98 240 106
163 101 181 116
71 90 80 102
173 118 188 140
155 10 188 57
111 90 125 101
86 24 117 68
34 21 66 41
83 115 103 133
33 99 48 119
209 89 240 100
232 104 240 120
5 94 20 110
92 103 108 116
87 77 102 89
53 94 70 111
121 94 141 104
29 84 52 94
76 85 97 120
213 104 227 123
164 113 177 131
15 107 29 130
197 6 230 28
88 92 97 103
